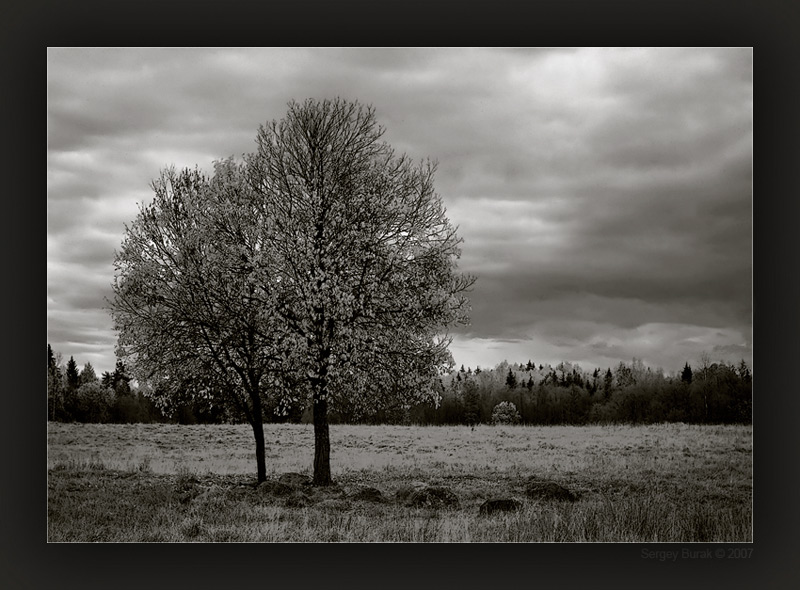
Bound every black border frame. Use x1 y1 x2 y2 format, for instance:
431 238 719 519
18 0 798 588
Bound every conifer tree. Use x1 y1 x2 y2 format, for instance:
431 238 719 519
681 362 693 384
65 356 80 391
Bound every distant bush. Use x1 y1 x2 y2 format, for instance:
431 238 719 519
74 382 116 423
491 401 521 425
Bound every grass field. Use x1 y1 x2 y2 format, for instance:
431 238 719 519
47 422 752 542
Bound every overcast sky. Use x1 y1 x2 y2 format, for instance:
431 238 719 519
47 47 752 377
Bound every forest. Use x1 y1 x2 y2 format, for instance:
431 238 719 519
47 344 752 427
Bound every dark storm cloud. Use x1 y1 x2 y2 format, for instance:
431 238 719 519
47 48 752 375
442 47 752 372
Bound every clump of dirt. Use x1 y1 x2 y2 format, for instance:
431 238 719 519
395 481 429 502
524 477 577 502
254 475 356 507
349 486 386 503
404 485 460 509
309 482 347 498
254 472 317 500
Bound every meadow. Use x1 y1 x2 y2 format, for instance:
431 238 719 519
47 422 752 542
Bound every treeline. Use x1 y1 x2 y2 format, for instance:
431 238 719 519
47 345 165 423
403 358 752 426
47 345 752 426
48 344 279 425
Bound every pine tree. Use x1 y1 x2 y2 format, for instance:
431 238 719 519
47 345 64 421
603 368 613 399
506 368 517 389
65 356 80 391
590 368 600 395
80 362 98 385
47 344 57 373
681 362 693 384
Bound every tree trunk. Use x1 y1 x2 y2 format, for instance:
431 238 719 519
250 393 267 483
312 393 332 486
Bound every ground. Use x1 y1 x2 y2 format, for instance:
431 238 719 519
47 422 752 542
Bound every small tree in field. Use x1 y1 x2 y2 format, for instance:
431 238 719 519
110 161 292 482
491 401 521 425
247 98 474 484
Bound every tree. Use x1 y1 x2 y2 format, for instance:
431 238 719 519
65 356 80 391
80 362 98 385
603 368 614 399
505 368 517 389
590 367 601 395
615 361 635 389
111 359 132 396
736 359 751 382
110 161 291 483
47 344 58 372
111 98 473 485
463 379 481 426
491 401 521 425
74 382 115 423
246 98 473 484
681 362 693 384
47 345 65 421
734 360 752 423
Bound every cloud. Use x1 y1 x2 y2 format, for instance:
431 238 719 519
47 47 752 376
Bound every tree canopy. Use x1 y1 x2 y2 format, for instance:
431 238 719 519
245 99 474 483
111 158 299 481
110 98 474 484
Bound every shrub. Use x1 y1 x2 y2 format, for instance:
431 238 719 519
74 382 116 423
491 401 521 425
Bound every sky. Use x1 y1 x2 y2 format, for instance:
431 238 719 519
47 47 753 378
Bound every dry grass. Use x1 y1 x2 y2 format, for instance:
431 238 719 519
47 422 752 542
